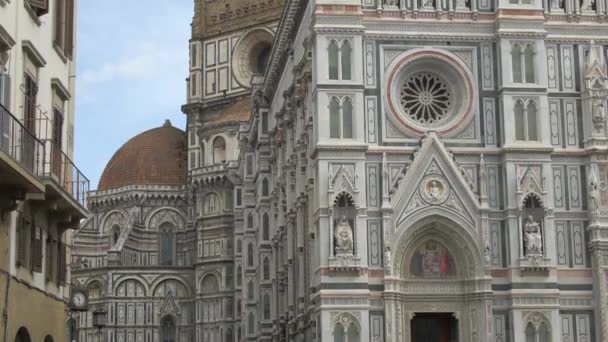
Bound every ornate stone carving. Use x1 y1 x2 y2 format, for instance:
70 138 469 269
524 215 543 256
334 216 354 256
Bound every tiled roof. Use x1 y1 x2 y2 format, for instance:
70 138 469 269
98 120 187 191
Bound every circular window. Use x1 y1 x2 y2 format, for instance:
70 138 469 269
232 29 274 88
400 72 453 125
386 49 475 137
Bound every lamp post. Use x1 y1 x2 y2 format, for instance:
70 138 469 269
92 306 107 342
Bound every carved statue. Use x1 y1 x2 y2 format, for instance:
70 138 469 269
384 0 398 6
580 0 594 11
524 215 543 255
422 0 435 8
589 178 600 210
384 246 392 275
334 216 354 255
593 98 606 127
484 241 491 264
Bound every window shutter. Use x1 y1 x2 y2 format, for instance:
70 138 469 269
45 238 54 282
24 74 38 134
0 73 10 109
16 215 28 267
29 0 49 16
54 0 65 48
32 225 43 272
58 242 66 284
65 0 75 59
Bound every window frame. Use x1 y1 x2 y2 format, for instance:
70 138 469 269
513 98 539 142
511 42 536 84
329 95 354 139
328 39 353 81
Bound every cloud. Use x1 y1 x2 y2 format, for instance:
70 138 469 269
80 43 175 85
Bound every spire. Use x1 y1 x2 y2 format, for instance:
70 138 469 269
163 119 172 128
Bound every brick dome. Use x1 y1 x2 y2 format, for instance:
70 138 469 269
98 120 187 191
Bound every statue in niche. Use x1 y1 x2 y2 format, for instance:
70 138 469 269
384 246 392 275
592 98 606 127
524 215 543 255
334 216 354 255
385 0 398 6
580 0 595 11
589 177 600 210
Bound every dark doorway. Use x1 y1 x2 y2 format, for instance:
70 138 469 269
411 313 458 342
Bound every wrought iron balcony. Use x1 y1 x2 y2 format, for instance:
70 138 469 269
0 103 45 198
43 139 90 211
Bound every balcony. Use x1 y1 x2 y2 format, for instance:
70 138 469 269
0 104 45 210
42 139 90 219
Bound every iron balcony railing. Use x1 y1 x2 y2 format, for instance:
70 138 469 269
0 103 45 177
43 139 90 208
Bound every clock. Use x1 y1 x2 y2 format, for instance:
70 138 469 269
70 289 88 311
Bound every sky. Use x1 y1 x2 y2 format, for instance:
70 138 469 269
74 1 191 190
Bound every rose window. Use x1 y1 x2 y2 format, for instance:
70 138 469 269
400 72 453 125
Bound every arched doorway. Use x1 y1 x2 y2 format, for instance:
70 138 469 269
160 316 176 342
385 215 492 342
14 328 31 342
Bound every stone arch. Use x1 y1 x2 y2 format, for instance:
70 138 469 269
152 277 192 297
113 276 149 297
212 135 227 164
392 213 484 280
146 207 185 230
86 278 105 299
100 210 128 233
200 273 221 294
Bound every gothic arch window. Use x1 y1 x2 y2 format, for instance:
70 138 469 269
263 257 270 280
160 316 176 342
247 281 254 301
159 222 175 266
262 213 270 240
512 43 535 84
236 266 242 286
333 314 360 342
261 177 270 196
263 294 271 320
247 243 254 267
341 41 352 81
203 193 221 215
213 136 226 164
332 193 356 256
328 39 352 81
524 314 551 342
247 212 254 229
329 96 354 139
237 239 242 254
329 41 339 80
248 313 255 335
514 99 539 142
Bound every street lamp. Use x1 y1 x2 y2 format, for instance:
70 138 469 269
92 306 107 342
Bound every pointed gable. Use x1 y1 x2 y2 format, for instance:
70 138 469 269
391 132 481 229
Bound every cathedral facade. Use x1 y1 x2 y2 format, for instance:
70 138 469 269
72 0 608 341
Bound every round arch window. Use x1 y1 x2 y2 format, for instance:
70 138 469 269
232 29 274 87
